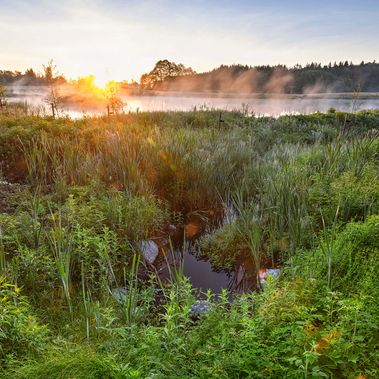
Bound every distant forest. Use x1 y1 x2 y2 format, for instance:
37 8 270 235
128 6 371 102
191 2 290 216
0 60 65 87
2 60 379 94
139 60 379 94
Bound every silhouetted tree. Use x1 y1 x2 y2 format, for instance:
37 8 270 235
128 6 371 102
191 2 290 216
43 59 57 84
44 86 62 117
140 59 195 89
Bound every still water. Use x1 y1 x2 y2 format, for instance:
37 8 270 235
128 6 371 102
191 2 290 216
120 94 379 116
6 85 379 117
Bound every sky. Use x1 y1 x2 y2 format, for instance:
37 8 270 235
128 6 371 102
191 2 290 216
1 0 379 83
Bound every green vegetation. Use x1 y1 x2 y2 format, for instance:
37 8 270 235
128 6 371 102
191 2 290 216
0 110 378 378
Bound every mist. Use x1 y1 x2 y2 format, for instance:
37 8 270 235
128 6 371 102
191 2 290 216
5 83 379 118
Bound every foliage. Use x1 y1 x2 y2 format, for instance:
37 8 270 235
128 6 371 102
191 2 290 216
0 110 378 377
197 220 248 270
293 215 379 296
0 277 49 363
8 346 128 379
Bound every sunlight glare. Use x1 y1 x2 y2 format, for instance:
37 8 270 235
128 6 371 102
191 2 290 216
93 75 109 89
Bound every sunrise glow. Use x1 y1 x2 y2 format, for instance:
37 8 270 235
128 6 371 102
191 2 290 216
93 76 110 90
1 1 378 81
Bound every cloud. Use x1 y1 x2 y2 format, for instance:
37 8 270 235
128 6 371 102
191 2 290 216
1 0 378 81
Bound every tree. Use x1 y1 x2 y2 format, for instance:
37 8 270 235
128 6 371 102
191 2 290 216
44 86 62 117
140 59 195 89
104 81 124 115
43 59 58 84
24 68 37 79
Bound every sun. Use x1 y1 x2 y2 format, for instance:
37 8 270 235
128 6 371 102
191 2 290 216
93 75 109 89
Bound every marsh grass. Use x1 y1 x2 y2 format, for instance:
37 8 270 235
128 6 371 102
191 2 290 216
0 225 5 275
232 191 265 286
81 262 92 339
47 210 74 314
1 110 379 378
320 206 340 290
116 254 142 326
29 188 44 248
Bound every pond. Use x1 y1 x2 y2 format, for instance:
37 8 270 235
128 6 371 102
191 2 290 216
147 210 258 295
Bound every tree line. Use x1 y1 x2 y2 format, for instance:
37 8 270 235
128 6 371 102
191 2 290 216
0 60 66 86
138 60 379 93
2 59 379 93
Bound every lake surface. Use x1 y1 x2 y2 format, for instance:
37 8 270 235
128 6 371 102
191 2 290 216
121 94 379 116
6 85 379 117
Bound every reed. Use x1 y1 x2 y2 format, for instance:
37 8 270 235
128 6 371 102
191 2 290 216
320 206 340 290
81 262 92 339
0 225 5 275
112 253 142 327
29 188 43 248
232 191 264 286
47 209 74 314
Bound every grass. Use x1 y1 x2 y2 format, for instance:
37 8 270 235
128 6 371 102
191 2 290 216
47 210 74 314
0 109 378 377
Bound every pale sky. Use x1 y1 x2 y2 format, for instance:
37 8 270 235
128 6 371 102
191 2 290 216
1 0 378 83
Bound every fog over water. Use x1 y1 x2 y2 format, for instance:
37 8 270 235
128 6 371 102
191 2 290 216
6 86 379 118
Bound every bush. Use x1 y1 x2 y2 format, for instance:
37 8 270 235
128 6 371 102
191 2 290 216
293 215 379 295
0 278 49 364
197 222 247 270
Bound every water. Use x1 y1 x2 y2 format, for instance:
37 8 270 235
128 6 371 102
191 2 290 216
5 85 379 117
181 247 231 294
122 94 379 116
156 245 231 295
156 212 234 294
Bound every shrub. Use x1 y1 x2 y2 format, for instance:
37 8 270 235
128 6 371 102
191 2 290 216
293 215 379 296
197 222 247 270
0 278 49 363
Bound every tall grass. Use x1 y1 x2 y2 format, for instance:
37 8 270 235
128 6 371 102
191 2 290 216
320 206 340 290
29 188 43 248
233 191 265 287
81 262 92 339
47 210 74 314
20 135 52 185
0 224 5 275
110 253 142 327
1 111 379 378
